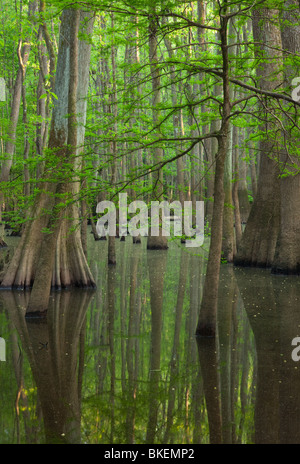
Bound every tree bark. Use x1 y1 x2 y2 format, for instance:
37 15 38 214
147 10 168 250
108 14 118 265
234 8 283 268
196 15 231 337
222 18 237 263
232 125 243 250
272 0 300 274
0 9 95 314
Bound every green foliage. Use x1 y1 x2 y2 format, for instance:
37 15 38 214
0 0 298 234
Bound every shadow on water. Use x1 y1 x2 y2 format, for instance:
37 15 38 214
1 234 300 443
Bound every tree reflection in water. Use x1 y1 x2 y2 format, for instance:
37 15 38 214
236 268 300 444
1 238 300 444
1 289 94 443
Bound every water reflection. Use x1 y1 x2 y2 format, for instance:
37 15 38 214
235 268 300 444
1 236 300 443
0 289 94 443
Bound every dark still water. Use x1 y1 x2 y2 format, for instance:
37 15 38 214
1 232 300 444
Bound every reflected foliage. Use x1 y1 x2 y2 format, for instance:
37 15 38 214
1 235 300 444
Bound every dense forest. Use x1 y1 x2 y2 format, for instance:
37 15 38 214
1 0 300 446
0 0 299 339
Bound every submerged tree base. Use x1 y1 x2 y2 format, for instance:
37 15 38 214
147 236 169 250
234 258 273 269
195 323 216 338
133 236 141 244
235 260 300 275
271 265 300 276
25 310 48 320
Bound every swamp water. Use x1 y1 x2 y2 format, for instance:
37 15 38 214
1 231 300 444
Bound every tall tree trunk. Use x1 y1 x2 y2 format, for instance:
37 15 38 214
232 125 242 250
127 16 142 244
164 26 186 240
108 13 117 265
234 8 283 268
237 150 250 223
147 10 168 250
0 9 95 314
222 17 236 263
196 15 231 337
26 8 81 314
222 123 234 262
272 0 300 274
206 33 222 227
